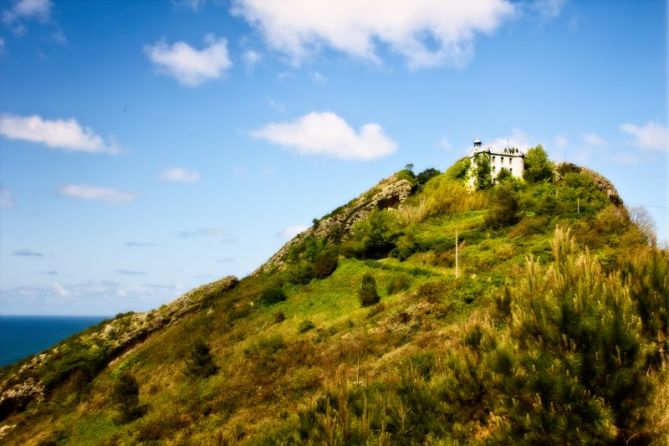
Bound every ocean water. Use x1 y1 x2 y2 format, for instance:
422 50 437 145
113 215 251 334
0 315 109 367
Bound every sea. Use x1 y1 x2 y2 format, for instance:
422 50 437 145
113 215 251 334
0 315 109 367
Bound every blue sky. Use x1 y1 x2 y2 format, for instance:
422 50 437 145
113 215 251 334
0 0 667 315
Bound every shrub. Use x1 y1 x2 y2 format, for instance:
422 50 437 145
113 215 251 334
111 372 144 423
472 153 492 190
523 145 554 183
386 275 411 295
416 168 441 186
444 157 469 181
485 183 519 229
312 249 338 279
184 339 218 379
417 281 445 303
260 286 287 305
358 273 380 307
298 320 315 333
274 311 285 323
286 262 314 285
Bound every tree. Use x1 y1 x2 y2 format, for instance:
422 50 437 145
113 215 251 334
112 372 144 423
523 145 553 183
358 273 380 307
260 286 287 305
312 249 338 279
416 168 441 186
494 167 512 183
485 183 519 229
185 339 218 378
473 153 492 190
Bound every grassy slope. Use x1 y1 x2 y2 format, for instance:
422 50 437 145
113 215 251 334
1 163 665 445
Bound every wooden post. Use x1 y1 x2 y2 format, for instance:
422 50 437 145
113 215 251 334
577 197 580 214
455 229 459 279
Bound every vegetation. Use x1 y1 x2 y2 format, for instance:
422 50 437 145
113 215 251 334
523 144 554 183
1 155 667 446
111 372 144 424
184 339 218 379
358 273 380 307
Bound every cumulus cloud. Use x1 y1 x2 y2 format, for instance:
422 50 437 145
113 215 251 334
144 34 232 86
582 132 605 147
232 0 515 68
12 249 44 257
251 111 397 160
0 114 120 154
0 187 15 209
620 121 669 152
487 128 534 152
3 0 51 23
59 184 136 203
277 224 309 240
160 167 200 183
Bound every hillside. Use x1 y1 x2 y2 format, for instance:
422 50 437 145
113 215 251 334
1 147 667 445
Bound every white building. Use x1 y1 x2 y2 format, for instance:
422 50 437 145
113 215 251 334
469 138 524 186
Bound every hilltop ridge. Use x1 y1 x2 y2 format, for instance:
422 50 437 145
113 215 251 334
0 148 667 446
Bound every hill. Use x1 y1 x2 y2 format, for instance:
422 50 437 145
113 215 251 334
0 147 667 445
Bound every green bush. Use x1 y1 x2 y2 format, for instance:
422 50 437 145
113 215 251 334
111 372 144 423
358 273 380 307
184 339 218 379
386 275 411 295
416 168 441 186
484 183 519 229
472 153 492 190
312 249 338 279
523 144 554 183
260 286 287 305
444 157 469 181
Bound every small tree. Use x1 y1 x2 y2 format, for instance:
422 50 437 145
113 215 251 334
485 183 519 229
260 286 287 305
523 145 553 183
473 153 492 190
185 339 218 379
313 249 338 279
112 372 144 423
416 168 441 186
359 273 380 307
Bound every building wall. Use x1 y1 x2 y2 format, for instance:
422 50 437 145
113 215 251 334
468 149 524 188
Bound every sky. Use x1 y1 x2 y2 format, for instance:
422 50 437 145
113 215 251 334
0 0 667 315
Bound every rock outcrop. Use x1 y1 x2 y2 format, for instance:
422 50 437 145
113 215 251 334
256 174 414 273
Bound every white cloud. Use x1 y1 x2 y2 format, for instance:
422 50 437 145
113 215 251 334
0 114 120 154
620 121 669 152
52 281 71 298
3 0 51 23
144 34 232 86
232 0 515 69
243 49 261 71
488 128 533 152
278 224 309 240
174 227 234 240
582 132 605 147
251 111 397 160
160 167 200 183
0 187 15 209
59 184 136 203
